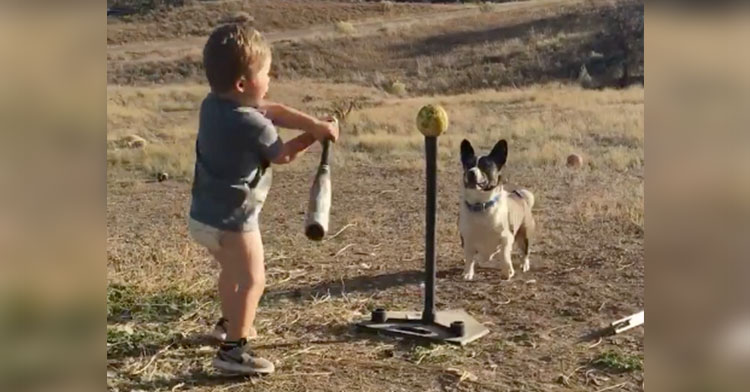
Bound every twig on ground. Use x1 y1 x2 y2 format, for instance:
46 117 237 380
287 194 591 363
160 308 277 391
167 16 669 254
587 337 603 349
328 223 355 240
132 343 173 375
276 372 333 377
595 382 630 392
334 244 355 257
617 262 634 270
558 365 587 386
281 346 315 360
178 300 212 322
270 269 305 287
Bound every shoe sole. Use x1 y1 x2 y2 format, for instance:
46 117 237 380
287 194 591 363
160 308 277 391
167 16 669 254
212 358 274 375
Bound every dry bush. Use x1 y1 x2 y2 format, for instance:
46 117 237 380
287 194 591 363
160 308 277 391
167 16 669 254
380 0 394 13
334 21 356 35
479 2 496 13
219 11 253 25
385 80 407 96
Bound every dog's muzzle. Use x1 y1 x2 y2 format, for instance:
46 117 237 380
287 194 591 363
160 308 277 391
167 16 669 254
465 167 489 189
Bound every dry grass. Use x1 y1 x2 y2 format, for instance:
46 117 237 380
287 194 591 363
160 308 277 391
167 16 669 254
108 81 643 176
107 85 207 179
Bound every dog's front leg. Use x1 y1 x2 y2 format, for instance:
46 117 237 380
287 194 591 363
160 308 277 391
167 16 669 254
462 245 476 281
500 232 515 280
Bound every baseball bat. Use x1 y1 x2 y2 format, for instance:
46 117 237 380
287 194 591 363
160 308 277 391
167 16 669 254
304 120 335 241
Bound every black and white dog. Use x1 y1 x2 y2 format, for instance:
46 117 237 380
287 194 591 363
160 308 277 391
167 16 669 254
458 139 536 281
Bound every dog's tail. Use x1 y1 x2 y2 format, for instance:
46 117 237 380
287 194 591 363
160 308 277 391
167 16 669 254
516 189 535 209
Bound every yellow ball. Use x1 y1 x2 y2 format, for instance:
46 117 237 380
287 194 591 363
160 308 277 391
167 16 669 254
416 104 449 137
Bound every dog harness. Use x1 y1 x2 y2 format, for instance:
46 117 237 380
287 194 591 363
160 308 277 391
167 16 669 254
465 194 500 212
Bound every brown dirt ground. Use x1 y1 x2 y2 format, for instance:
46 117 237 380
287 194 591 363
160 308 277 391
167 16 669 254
107 155 644 391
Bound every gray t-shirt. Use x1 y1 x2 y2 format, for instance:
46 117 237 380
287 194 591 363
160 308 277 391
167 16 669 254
189 93 283 232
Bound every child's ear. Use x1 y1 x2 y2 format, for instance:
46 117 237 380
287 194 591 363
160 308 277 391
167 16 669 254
235 76 246 93
489 139 508 168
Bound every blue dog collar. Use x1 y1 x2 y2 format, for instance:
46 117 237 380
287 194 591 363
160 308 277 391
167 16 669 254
465 194 500 212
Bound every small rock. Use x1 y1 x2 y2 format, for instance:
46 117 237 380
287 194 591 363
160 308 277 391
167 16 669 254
567 153 584 168
446 367 478 382
120 134 147 149
196 345 215 353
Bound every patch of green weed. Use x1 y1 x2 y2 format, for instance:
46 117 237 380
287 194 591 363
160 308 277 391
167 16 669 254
592 350 643 373
106 324 173 358
107 284 210 322
408 343 458 365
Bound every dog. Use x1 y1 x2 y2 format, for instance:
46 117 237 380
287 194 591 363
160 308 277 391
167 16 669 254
458 138 536 281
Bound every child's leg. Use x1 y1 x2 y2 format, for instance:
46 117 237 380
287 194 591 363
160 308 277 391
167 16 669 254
214 230 265 341
216 266 235 323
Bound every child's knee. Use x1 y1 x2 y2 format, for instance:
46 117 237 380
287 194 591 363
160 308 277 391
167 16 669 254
236 271 266 291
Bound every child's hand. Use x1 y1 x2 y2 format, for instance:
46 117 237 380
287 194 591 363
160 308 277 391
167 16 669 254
312 117 340 143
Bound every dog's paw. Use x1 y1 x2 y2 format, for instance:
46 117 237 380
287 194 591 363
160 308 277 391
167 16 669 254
462 271 475 281
522 258 530 273
500 267 515 281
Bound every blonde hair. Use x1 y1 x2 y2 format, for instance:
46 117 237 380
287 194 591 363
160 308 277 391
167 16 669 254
202 24 271 93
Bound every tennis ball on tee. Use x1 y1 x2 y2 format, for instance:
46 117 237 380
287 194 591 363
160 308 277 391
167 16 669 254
416 104 449 137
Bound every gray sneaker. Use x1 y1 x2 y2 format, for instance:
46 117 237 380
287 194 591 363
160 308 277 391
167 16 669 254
212 339 275 375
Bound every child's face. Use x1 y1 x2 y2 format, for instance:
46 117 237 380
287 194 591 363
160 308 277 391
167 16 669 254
243 56 271 104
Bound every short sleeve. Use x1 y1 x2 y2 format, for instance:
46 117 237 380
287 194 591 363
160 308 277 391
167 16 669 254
235 106 284 163
258 124 283 162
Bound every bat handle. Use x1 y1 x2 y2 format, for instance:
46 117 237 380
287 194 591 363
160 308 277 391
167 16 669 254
320 139 331 166
319 117 336 165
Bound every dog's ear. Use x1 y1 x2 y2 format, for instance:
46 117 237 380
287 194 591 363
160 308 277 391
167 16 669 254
460 139 476 167
489 139 508 168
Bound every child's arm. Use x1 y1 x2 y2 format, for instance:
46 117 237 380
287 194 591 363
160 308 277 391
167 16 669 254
269 132 317 165
260 101 339 142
